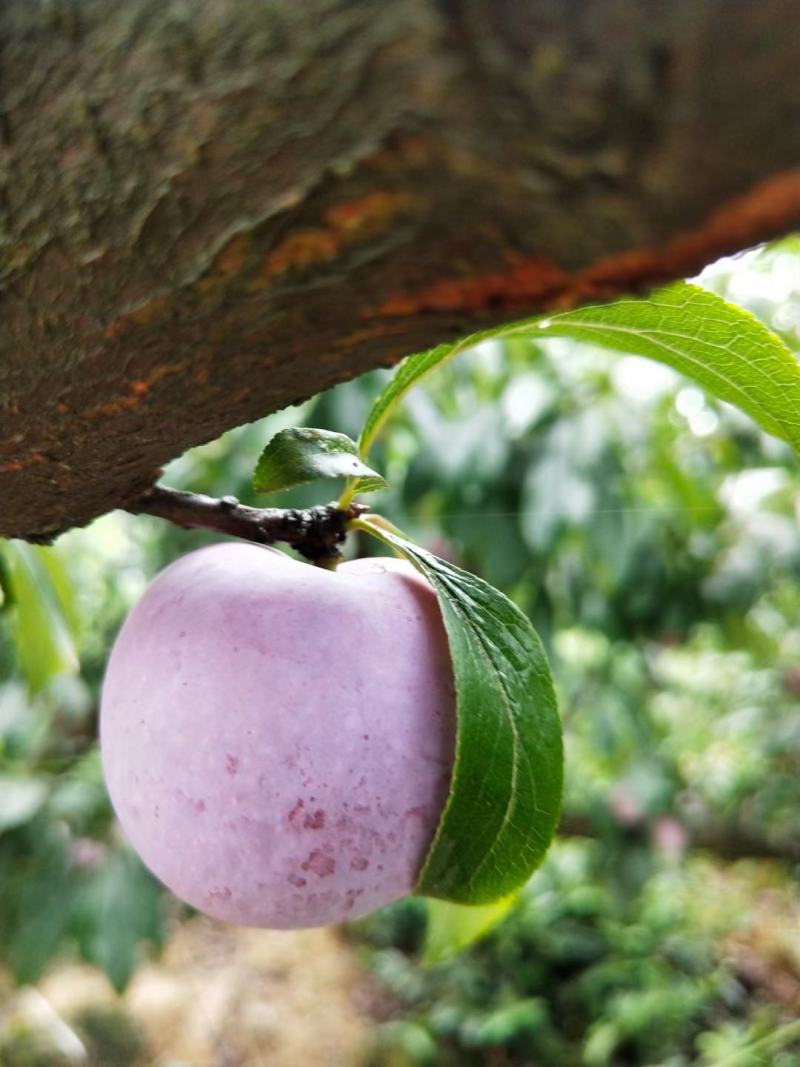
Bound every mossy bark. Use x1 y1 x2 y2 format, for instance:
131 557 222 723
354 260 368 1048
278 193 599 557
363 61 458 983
2 0 800 540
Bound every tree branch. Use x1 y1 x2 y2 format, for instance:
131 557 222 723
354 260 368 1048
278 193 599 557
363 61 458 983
3 0 800 541
126 485 368 565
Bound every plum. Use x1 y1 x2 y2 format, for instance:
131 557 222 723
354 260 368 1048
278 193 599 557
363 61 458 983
100 543 456 928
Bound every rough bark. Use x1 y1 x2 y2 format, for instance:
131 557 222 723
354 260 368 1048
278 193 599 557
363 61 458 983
2 0 800 541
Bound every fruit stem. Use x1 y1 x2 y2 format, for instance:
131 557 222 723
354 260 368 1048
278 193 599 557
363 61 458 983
126 484 370 565
336 477 358 510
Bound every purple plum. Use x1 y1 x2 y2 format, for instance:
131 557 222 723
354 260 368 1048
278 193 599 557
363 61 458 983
100 543 456 928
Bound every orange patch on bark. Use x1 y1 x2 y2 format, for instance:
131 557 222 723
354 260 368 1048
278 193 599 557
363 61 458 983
561 170 800 306
253 190 419 287
325 191 415 233
0 452 46 475
369 169 800 319
104 188 419 316
259 228 341 281
0 458 29 474
196 232 253 295
374 257 569 317
83 363 184 421
84 394 143 419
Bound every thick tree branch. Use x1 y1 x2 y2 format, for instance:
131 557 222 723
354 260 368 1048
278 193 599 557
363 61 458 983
127 484 368 565
2 1 800 540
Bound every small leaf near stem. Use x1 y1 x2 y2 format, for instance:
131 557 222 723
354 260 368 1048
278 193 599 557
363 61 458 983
254 427 385 496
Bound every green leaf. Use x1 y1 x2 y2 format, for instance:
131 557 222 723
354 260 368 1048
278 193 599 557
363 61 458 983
477 999 548 1045
422 894 518 965
354 281 800 469
253 427 386 494
36 544 81 640
8 829 74 985
355 516 563 905
72 850 165 991
0 549 14 612
346 474 387 495
531 282 800 448
3 541 78 693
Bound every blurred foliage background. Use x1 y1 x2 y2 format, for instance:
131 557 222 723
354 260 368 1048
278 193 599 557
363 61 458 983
2 238 800 1065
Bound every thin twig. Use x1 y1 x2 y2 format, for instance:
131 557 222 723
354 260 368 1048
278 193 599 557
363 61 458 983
126 484 368 565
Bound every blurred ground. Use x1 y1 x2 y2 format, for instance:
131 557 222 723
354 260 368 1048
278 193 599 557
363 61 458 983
1 921 371 1066
1 864 800 1066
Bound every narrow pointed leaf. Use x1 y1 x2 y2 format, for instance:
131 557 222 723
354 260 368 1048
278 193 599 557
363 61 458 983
3 541 78 693
253 427 386 494
355 281 800 467
36 545 81 639
0 550 14 611
356 517 563 905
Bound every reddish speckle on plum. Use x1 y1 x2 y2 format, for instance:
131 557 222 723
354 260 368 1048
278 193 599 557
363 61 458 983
288 799 305 827
302 849 336 878
405 806 429 822
100 545 456 929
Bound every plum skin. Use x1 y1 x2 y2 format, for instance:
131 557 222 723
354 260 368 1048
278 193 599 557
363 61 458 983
100 543 456 928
